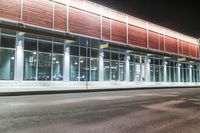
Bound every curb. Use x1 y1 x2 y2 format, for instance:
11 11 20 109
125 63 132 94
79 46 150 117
0 86 200 97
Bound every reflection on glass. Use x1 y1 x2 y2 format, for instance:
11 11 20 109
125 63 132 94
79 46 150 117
70 56 79 81
38 53 51 81
104 61 110 81
80 57 87 81
111 61 118 81
53 55 63 81
0 49 15 80
129 64 134 81
24 52 37 80
119 62 125 81
91 58 98 81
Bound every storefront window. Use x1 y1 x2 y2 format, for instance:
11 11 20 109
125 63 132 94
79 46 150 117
38 53 52 81
91 58 98 81
24 51 37 80
104 61 110 81
70 56 79 81
0 49 15 80
53 55 63 81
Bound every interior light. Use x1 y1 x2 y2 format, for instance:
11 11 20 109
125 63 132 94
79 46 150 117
33 52 37 55
11 57 15 60
53 57 56 60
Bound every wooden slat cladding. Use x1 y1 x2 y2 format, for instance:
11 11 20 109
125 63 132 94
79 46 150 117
190 43 197 58
102 17 111 40
23 0 53 28
112 20 126 43
182 41 190 56
128 25 147 48
165 36 177 54
0 0 20 21
69 7 100 38
149 31 159 50
159 34 165 51
54 3 67 31
178 40 183 55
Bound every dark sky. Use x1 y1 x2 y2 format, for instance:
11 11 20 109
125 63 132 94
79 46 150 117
89 0 200 38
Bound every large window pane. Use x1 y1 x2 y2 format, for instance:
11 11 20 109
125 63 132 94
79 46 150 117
119 62 125 81
104 61 110 81
1 35 16 48
0 49 15 80
91 58 98 81
39 41 52 53
111 61 119 81
24 52 37 80
24 39 37 51
70 56 79 81
80 57 87 81
38 53 52 81
129 63 134 81
53 55 63 81
53 43 64 54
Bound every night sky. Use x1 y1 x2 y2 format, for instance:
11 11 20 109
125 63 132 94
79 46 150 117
89 0 200 38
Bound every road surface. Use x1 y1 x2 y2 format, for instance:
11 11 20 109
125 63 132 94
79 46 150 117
1 88 200 133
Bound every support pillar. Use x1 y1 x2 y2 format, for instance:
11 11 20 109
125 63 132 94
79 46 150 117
99 48 104 81
125 52 130 82
163 61 167 82
177 63 181 82
14 32 24 81
189 64 193 82
146 58 151 82
63 40 70 82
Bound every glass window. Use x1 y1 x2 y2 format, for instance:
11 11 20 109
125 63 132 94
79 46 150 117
91 58 98 81
23 51 37 80
111 52 118 60
111 61 119 81
1 29 16 35
129 63 134 81
53 43 64 54
91 49 98 58
119 62 125 81
24 39 37 51
70 56 79 81
119 54 125 61
70 46 79 56
1 35 16 48
90 39 99 48
80 37 89 46
104 61 110 81
80 57 87 81
80 47 86 57
39 41 52 53
104 51 110 59
0 49 15 80
53 55 63 81
38 53 52 81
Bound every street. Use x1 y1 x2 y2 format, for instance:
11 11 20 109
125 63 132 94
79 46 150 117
1 88 200 133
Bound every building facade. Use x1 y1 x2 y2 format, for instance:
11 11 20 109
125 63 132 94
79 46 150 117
0 0 200 85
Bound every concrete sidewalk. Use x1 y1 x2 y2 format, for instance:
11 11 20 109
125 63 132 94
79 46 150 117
0 81 200 96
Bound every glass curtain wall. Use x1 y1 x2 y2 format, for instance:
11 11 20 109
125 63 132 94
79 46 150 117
103 49 125 81
0 29 16 80
70 37 99 81
23 33 64 81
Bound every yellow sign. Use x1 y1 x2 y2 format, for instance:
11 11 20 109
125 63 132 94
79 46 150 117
100 43 109 49
178 58 187 62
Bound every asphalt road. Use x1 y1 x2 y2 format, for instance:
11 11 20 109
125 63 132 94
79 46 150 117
1 88 200 133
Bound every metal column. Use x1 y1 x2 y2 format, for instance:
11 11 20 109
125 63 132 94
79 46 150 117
14 32 24 81
99 48 104 81
125 52 130 82
163 61 167 82
63 40 70 82
177 63 181 82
